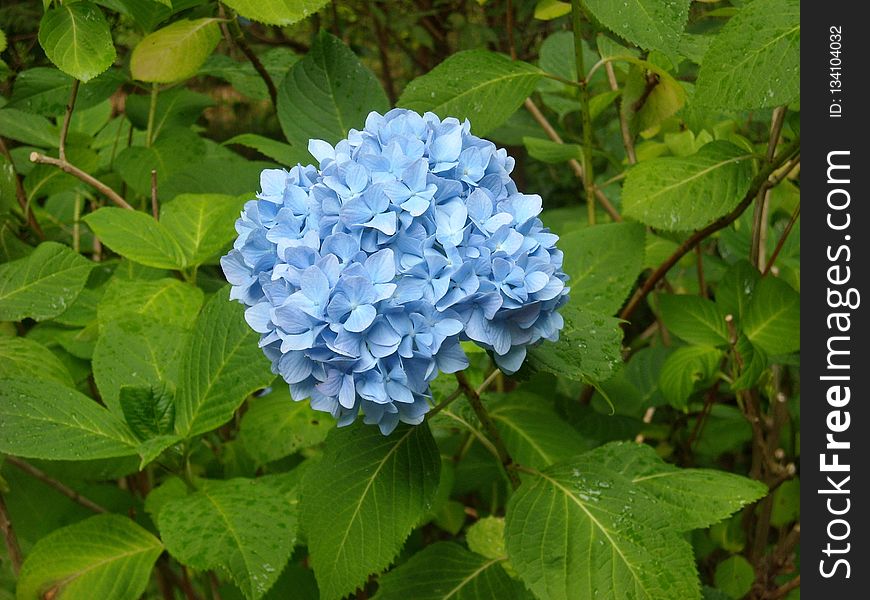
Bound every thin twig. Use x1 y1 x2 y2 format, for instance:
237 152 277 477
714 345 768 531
620 135 800 321
209 572 224 600
767 575 800 599
763 204 800 277
750 106 787 268
0 494 23 575
30 152 134 210
59 79 80 162
455 372 521 490
222 6 279 107
571 0 597 224
0 137 45 239
151 169 159 219
6 456 108 514
605 62 637 164
429 369 502 418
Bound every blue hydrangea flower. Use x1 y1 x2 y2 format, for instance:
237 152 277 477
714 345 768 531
222 109 569 434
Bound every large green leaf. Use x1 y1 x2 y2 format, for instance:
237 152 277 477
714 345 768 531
584 0 690 56
301 423 441 600
374 542 530 600
595 442 767 530
0 241 93 322
659 346 723 409
715 260 760 323
38 1 116 82
130 18 222 83
558 222 646 315
113 127 206 196
223 133 313 167
398 50 543 136
742 276 800 355
277 31 389 146
694 0 800 110
0 336 74 387
160 193 245 266
239 387 332 465
159 478 297 600
8 67 124 116
84 207 186 270
505 445 700 600
16 514 163 600
96 277 203 329
658 294 730 347
623 141 755 231
0 378 137 460
489 393 588 469
223 0 330 26
174 287 274 438
0 108 59 147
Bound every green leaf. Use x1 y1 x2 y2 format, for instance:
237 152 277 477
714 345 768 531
0 377 137 460
301 423 441 600
466 516 509 563
119 383 175 440
97 277 203 330
0 108 59 147
731 335 767 391
9 68 124 116
131 18 222 83
534 0 572 21
374 542 530 600
658 294 730 346
159 478 297 600
526 303 622 384
223 0 330 26
224 133 313 167
278 31 389 145
174 287 274 438
522 137 583 164
38 1 116 82
489 393 588 469
200 48 300 100
239 387 332 465
558 222 646 315
505 447 700 600
621 63 687 133
769 477 799 527
713 555 755 599
596 441 767 530
742 276 799 355
160 193 245 266
114 127 206 197
659 346 722 409
716 260 760 323
399 50 543 136
695 0 799 110
0 241 93 322
623 141 754 231
125 89 215 139
160 157 275 199
0 336 74 387
83 207 186 269
584 0 690 56
16 514 162 600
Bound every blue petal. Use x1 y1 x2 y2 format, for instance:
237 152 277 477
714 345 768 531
344 304 377 332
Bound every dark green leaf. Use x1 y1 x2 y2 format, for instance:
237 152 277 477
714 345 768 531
119 383 176 440
659 345 722 409
713 555 755 599
584 0 690 55
742 276 799 355
658 294 730 346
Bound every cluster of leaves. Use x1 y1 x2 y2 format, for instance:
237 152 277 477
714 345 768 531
0 1 799 600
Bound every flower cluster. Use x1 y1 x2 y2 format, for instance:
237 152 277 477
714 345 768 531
222 109 568 434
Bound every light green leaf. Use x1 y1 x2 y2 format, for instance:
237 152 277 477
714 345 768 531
159 478 297 600
466 516 508 562
695 0 799 110
505 446 700 600
97 277 203 330
742 276 799 355
0 108 58 147
526 303 623 384
534 0 572 21
84 207 186 269
239 387 332 465
174 287 273 438
160 193 245 265
716 260 760 323
622 141 755 231
131 18 222 83
659 345 723 409
16 514 162 600
584 0 690 56
224 133 313 167
38 1 116 82
398 50 544 136
713 555 755 600
301 423 441 600
0 377 137 460
621 63 687 133
278 31 389 145
0 241 93 322
558 222 646 315
596 441 767 530
522 137 582 164
658 294 730 347
489 393 588 469
0 336 74 387
223 0 329 26
374 542 530 600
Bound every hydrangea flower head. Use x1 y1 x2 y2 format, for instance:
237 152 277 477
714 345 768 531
222 109 569 434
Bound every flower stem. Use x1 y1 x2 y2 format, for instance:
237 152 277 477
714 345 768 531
571 0 597 225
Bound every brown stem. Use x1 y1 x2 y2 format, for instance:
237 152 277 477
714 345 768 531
0 137 45 240
506 0 517 60
209 572 223 600
605 62 637 164
750 107 787 268
0 494 23 575
368 2 397 104
180 565 201 600
222 7 279 107
6 456 107 514
29 152 133 210
763 204 800 276
455 372 521 490
620 135 800 321
59 79 80 162
767 575 800 599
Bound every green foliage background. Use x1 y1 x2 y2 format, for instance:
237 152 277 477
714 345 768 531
0 1 800 599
